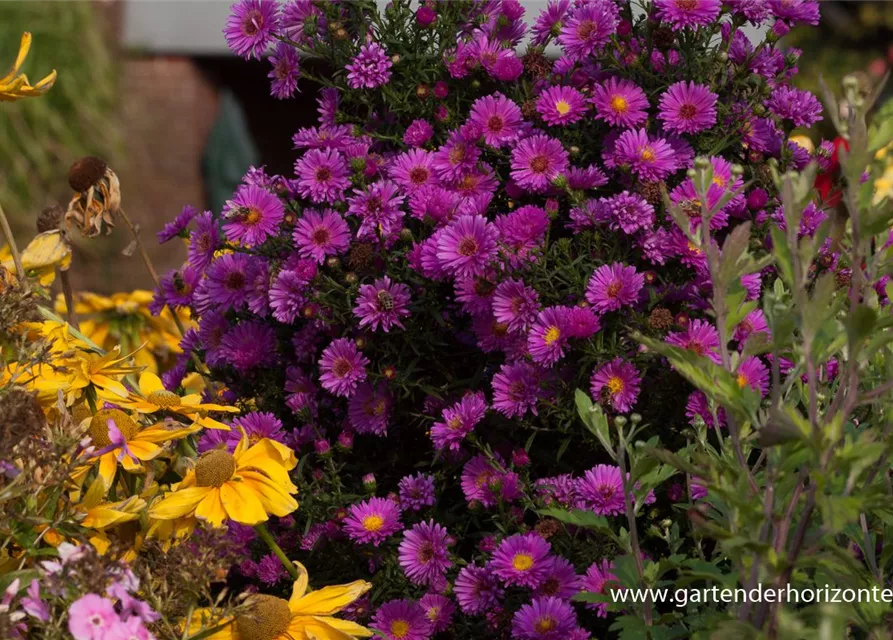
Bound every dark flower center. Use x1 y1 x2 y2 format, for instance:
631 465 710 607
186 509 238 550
530 155 549 173
457 237 479 257
409 167 430 185
577 20 596 40
418 542 436 563
312 227 331 245
487 115 505 133
474 278 496 296
676 0 698 10
509 380 527 400
224 270 246 290
332 357 353 378
606 281 622 298
316 167 331 182
448 145 466 165
242 9 264 36
679 103 698 120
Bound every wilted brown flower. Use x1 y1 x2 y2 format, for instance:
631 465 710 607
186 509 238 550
65 156 121 238
648 307 674 331
348 243 374 271
637 181 663 206
36 204 65 233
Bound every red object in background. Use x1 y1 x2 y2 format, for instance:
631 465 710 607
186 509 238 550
815 136 849 207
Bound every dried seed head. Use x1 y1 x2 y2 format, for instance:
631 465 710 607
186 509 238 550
648 307 674 331
68 156 108 192
0 388 45 458
637 181 663 206
89 409 139 448
236 595 292 640
348 243 374 271
195 449 237 488
36 205 65 233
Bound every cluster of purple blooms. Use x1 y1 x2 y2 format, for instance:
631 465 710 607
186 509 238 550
152 0 838 637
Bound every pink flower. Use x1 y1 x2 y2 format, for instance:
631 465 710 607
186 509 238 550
68 594 120 640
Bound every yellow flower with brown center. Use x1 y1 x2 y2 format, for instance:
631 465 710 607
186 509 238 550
0 32 56 102
150 435 298 527
190 562 372 640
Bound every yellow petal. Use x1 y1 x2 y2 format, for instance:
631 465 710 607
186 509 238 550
1 32 31 85
290 562 310 604
239 472 298 518
138 371 165 396
150 486 212 520
137 422 201 444
97 452 118 488
290 582 372 617
317 617 374 638
21 230 71 272
291 617 352 640
236 439 298 488
220 480 268 525
126 439 162 462
195 488 227 528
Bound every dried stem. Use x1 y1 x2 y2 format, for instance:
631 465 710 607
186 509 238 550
0 199 25 280
59 269 79 329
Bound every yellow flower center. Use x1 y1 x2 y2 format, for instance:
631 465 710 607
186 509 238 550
235 595 292 640
147 389 181 409
362 514 385 532
89 409 139 448
712 175 727 187
610 95 628 114
512 553 534 571
555 100 571 116
447 416 463 431
687 241 702 255
737 373 748 389
390 620 411 638
543 326 561 345
535 616 557 633
607 376 625 395
243 207 262 226
640 147 656 163
194 449 237 488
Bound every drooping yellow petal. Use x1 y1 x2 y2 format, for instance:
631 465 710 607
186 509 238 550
289 581 373 617
291 562 310 603
239 471 298 517
317 617 374 638
97 452 118 488
150 486 213 520
220 480 268 525
2 33 31 84
21 230 71 273
236 439 298 489
136 422 201 444
292 616 353 640
194 488 227 528
125 439 163 462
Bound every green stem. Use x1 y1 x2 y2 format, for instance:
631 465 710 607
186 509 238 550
255 522 299 581
0 199 25 280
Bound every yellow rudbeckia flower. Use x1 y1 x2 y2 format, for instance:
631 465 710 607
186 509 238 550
85 408 201 486
0 32 57 102
107 371 237 430
150 435 298 527
190 562 372 640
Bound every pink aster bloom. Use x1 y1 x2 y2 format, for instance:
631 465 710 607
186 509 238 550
398 473 436 511
654 0 721 30
736 356 770 397
224 0 280 60
665 319 721 362
345 41 393 89
528 306 571 366
460 454 514 507
532 0 571 45
585 263 644 313
292 208 351 264
455 564 504 614
389 149 438 193
590 77 649 128
348 382 392 435
222 184 284 246
398 520 453 587
419 594 455 634
372 600 433 640
353 276 412 332
318 338 369 397
734 308 771 344
268 42 300 99
294 148 351 204
347 180 406 239
344 497 403 546
492 279 540 333
432 131 481 183
536 85 588 126
590 358 642 413
436 215 499 278
602 191 655 235
580 559 618 617
512 596 578 639
658 81 718 134
614 129 679 182
490 533 552 588
430 392 488 451
404 119 435 147
557 0 620 60
469 93 524 147
535 556 583 600
491 362 541 418
510 134 569 193
565 306 602 338
575 464 625 515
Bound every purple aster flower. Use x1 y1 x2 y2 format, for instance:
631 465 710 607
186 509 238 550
294 148 351 204
767 86 823 128
490 533 552 588
461 454 512 507
281 0 325 42
537 85 587 126
152 265 199 313
666 319 721 361
347 180 406 239
348 382 392 435
224 0 280 59
455 564 504 614
768 0 819 25
157 205 197 244
613 129 678 182
318 338 369 398
558 1 619 60
658 81 718 134
532 0 571 45
576 464 624 515
419 594 454 634
353 276 412 332
372 599 433 640
654 0 721 30
268 42 300 99
602 191 655 234
436 215 499 278
491 362 541 418
536 556 582 600
585 263 644 314
285 366 317 416
492 279 540 333
293 208 351 264
496 205 550 265
220 321 277 372
256 553 286 585
230 411 284 449
581 559 617 616
528 306 571 366
430 392 487 451
510 134 569 193
398 473 436 511
432 131 481 183
389 149 438 193
404 119 435 147
198 310 230 367
490 50 524 81
188 211 220 271
736 356 769 397
590 358 642 413
590 77 649 128
567 164 608 190
222 184 284 246
565 306 601 339
398 521 453 587
346 42 393 90
269 269 309 324
344 497 403 546
535 474 578 507
734 308 770 344
469 93 524 148
512 596 578 640
206 253 257 310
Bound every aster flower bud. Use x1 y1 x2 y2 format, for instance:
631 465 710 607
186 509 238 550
362 473 377 492
337 431 354 451
355 337 367 349
326 256 341 270
345 272 359 284
314 439 331 456
613 415 628 429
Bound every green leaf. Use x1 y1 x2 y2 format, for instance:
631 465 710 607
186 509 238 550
818 495 864 535
575 388 614 459
717 222 753 290
770 226 794 288
846 304 877 355
536 507 611 532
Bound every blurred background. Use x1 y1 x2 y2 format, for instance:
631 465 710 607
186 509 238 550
1 0 892 294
